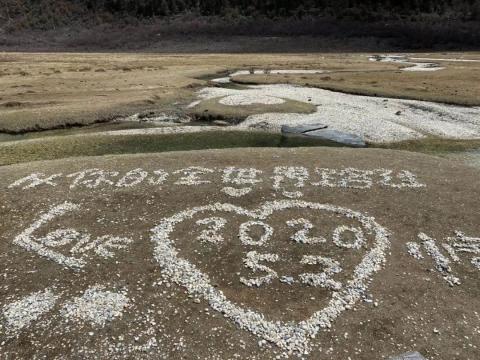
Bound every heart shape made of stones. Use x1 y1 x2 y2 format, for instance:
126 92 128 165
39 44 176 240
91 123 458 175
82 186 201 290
151 200 390 355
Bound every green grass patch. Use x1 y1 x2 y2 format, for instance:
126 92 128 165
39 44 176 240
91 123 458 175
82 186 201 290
373 137 480 154
0 131 333 166
0 121 162 142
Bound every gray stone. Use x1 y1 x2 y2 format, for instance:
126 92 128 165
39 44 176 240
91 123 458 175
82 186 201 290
281 123 328 134
303 129 366 148
389 351 426 360
212 120 231 126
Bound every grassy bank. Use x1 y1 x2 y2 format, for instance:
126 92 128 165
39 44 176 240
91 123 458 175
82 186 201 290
374 138 480 154
0 131 330 166
2 130 479 167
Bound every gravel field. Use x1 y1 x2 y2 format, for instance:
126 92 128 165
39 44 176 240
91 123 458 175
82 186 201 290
369 55 445 72
194 82 480 143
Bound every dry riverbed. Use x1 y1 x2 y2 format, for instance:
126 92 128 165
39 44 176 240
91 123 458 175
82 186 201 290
1 52 480 134
1 52 480 169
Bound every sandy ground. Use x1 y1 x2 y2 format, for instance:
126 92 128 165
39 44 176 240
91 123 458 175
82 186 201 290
444 150 480 170
1 52 480 133
0 148 479 359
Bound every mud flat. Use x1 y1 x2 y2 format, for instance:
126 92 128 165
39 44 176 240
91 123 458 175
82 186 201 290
0 148 479 359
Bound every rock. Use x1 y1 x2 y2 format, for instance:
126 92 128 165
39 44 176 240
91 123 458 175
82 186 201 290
282 124 366 147
389 351 426 360
212 120 230 126
395 111 402 115
303 129 366 148
281 123 328 134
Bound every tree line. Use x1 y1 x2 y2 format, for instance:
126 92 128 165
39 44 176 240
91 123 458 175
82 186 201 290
3 0 480 20
2 0 479 35
86 0 480 19
86 0 480 20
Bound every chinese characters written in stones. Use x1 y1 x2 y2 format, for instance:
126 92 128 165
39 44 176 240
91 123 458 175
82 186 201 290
8 166 426 198
407 231 480 286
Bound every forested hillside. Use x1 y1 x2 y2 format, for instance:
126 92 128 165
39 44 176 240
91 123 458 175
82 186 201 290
70 0 480 19
2 0 480 28
1 0 479 50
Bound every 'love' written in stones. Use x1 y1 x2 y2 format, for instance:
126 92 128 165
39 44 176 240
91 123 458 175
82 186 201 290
13 202 133 270
7 166 426 198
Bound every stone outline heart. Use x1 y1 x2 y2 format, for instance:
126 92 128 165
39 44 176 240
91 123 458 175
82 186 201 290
151 200 390 355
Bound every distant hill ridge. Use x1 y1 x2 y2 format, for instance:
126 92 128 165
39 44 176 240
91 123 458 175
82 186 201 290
1 1 479 50
2 0 479 30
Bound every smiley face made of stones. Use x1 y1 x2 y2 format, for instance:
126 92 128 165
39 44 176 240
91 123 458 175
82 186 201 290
151 199 391 355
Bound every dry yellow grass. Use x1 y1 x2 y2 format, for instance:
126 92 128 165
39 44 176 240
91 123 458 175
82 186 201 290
233 57 480 106
188 97 317 122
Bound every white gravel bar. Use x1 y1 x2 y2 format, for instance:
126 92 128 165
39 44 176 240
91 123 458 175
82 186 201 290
219 94 286 106
212 69 326 83
101 126 225 136
193 84 480 143
369 55 445 72
410 57 480 63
